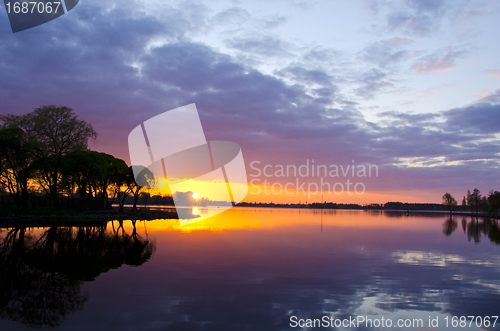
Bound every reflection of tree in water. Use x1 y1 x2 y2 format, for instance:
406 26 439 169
0 227 84 329
442 216 457 236
0 221 155 328
443 217 500 245
487 220 500 244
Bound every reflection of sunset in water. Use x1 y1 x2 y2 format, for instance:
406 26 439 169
118 207 445 233
1 209 499 331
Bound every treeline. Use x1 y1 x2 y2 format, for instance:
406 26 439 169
240 191 500 217
442 189 500 217
0 105 158 211
309 202 453 211
238 201 451 210
311 202 451 211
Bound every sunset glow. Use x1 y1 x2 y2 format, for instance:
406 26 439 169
2 1 500 329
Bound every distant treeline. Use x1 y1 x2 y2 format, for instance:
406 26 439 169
237 199 499 216
313 202 453 210
237 201 453 210
237 189 500 218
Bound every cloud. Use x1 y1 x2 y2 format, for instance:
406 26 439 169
210 7 252 27
377 110 439 125
276 66 335 88
416 85 451 98
454 7 493 21
444 102 500 134
210 8 286 30
0 0 498 198
379 0 493 37
485 69 500 78
262 15 288 29
383 0 447 36
473 89 500 104
387 37 413 45
359 39 422 68
354 69 395 98
387 13 436 36
225 35 292 57
413 49 467 74
405 0 446 14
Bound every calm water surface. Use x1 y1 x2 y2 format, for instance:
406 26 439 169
1 208 499 330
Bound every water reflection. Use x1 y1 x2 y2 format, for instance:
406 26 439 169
442 216 458 236
1 210 499 330
442 216 500 244
0 221 155 328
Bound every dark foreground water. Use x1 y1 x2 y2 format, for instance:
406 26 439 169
1 208 499 330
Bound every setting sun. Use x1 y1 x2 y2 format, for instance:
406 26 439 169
192 192 200 199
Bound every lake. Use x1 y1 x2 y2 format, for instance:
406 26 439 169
1 208 499 330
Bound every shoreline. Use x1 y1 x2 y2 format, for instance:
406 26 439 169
0 206 180 227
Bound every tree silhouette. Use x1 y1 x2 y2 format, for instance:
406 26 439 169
120 166 155 212
1 106 97 210
466 188 481 216
442 192 457 214
0 126 34 209
487 191 500 217
0 109 136 211
59 151 129 210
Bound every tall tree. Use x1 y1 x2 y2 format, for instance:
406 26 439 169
442 192 457 215
5 106 97 209
466 188 482 217
487 191 500 218
120 166 154 212
461 196 467 211
0 125 34 208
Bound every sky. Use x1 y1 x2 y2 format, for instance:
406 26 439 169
0 0 499 204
